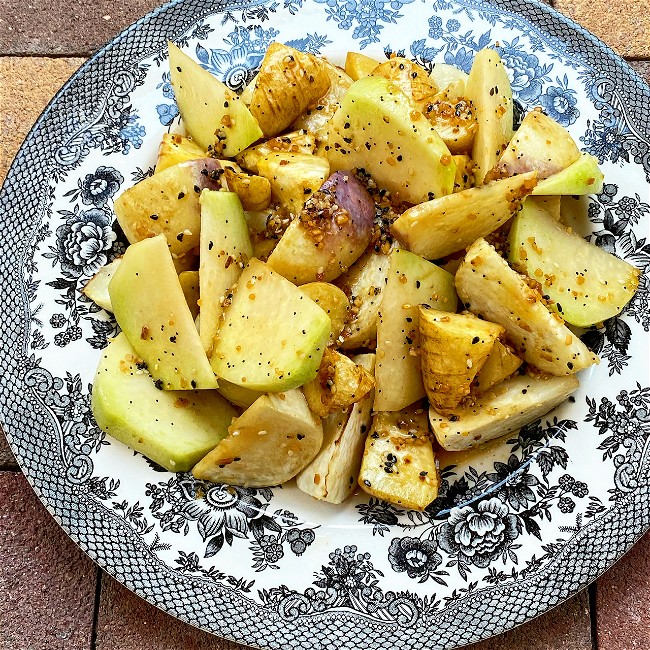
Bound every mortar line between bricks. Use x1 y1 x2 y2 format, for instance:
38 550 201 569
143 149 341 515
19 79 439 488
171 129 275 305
90 568 103 650
589 583 598 650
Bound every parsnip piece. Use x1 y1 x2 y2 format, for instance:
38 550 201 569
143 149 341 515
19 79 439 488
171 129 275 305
257 152 330 216
419 306 503 412
300 282 350 345
473 340 523 396
508 200 640 327
223 168 272 211
293 60 353 137
430 374 579 451
192 389 323 487
82 258 122 311
235 131 317 174
531 152 604 196
336 250 389 349
359 405 439 511
345 51 381 80
491 109 581 181
391 171 537 260
250 43 330 137
155 133 207 173
303 349 375 417
297 354 375 503
375 249 457 412
455 238 598 375
465 49 514 184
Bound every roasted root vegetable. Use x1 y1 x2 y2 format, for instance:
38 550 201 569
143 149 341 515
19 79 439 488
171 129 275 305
108 234 218 390
508 199 640 327
210 259 331 391
370 58 439 114
267 171 375 284
531 152 604 196
235 130 317 173
465 48 513 184
114 158 224 257
250 42 331 137
297 354 376 503
490 109 581 181
374 249 457 412
223 168 272 211
455 238 599 375
83 258 121 312
430 374 580 451
472 340 523 396
169 42 262 156
359 405 439 511
257 152 330 215
303 349 375 417
325 75 456 203
391 171 537 260
300 282 350 345
418 306 504 412
336 250 389 349
178 270 200 320
423 93 477 154
198 190 252 356
192 389 323 487
344 51 381 80
92 333 236 472
155 133 207 173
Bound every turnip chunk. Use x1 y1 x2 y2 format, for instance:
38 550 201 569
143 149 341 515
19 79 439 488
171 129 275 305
267 171 375 285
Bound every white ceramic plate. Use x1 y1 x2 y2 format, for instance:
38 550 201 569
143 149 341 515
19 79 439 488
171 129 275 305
1 0 649 647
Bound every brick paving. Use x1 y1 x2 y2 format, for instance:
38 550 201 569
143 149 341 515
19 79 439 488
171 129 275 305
1 0 649 647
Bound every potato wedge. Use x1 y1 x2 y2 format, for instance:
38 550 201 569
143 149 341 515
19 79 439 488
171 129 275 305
82 258 122 312
216 378 264 409
391 171 537 260
359 405 439 511
250 43 330 137
419 306 504 412
178 270 200 320
303 349 375 417
424 95 477 154
300 282 350 345
430 374 579 451
465 49 514 184
192 389 323 487
371 58 439 113
297 354 375 503
336 250 389 350
455 238 599 375
453 154 475 192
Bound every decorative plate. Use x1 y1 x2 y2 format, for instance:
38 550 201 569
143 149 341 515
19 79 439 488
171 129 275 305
1 0 649 647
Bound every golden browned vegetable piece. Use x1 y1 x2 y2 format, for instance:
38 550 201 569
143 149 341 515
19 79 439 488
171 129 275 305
303 348 375 417
358 404 439 511
419 306 504 412
344 51 381 80
223 168 272 211
235 130 316 173
300 282 350 346
250 43 331 137
370 58 439 114
423 92 477 155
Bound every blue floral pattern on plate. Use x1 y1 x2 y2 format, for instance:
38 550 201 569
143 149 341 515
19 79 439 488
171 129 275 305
0 0 649 648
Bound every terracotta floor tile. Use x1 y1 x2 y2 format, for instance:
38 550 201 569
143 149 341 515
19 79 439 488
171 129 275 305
467 590 592 650
0 0 162 56
0 472 97 650
0 56 85 183
596 531 650 650
96 574 253 650
554 0 650 58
